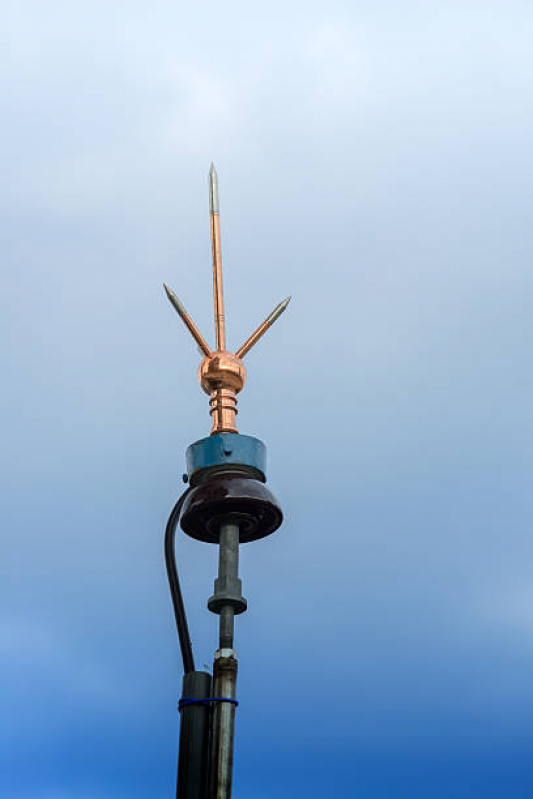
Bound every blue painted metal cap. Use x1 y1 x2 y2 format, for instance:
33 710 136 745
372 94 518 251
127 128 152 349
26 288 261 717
186 433 267 482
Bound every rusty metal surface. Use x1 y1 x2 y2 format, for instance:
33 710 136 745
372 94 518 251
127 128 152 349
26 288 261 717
209 649 238 799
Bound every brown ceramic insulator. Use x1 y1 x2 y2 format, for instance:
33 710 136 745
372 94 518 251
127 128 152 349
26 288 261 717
179 474 283 544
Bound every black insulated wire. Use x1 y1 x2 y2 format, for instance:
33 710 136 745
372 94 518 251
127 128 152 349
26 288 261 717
164 489 195 674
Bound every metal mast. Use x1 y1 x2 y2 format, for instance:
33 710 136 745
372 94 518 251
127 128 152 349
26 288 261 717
163 165 290 799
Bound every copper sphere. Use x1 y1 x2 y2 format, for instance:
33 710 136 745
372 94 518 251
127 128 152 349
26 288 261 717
199 350 246 396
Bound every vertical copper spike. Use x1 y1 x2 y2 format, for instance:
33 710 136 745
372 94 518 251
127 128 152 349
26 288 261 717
209 164 226 351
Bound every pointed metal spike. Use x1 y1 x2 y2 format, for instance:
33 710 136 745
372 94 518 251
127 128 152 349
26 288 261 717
209 163 219 213
264 296 291 326
235 295 292 359
163 283 187 317
163 283 212 357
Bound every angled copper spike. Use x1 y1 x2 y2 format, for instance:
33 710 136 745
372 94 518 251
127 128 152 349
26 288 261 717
235 296 291 359
163 284 212 357
209 163 226 351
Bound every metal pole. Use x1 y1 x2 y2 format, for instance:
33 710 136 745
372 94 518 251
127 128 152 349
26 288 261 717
209 164 226 351
209 648 238 799
208 522 241 799
164 165 288 799
177 670 212 799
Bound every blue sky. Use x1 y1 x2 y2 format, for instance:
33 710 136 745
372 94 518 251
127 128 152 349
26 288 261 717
2 0 533 796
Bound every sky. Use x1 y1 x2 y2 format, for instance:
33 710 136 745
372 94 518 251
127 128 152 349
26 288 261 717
2 0 533 796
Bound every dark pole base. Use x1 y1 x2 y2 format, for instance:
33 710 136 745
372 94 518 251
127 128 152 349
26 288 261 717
177 671 212 799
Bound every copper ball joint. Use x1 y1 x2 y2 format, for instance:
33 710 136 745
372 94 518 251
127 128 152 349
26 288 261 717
199 351 246 436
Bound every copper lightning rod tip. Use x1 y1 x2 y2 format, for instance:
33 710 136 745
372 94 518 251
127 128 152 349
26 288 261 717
235 296 291 359
163 283 212 357
209 162 219 213
209 163 226 350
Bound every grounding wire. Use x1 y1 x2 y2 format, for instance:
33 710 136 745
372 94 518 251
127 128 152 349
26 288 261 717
164 489 195 674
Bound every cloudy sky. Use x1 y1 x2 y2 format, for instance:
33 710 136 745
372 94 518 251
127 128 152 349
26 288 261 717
2 0 533 796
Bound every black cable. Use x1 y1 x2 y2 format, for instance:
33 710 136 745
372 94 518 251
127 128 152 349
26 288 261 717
164 489 195 674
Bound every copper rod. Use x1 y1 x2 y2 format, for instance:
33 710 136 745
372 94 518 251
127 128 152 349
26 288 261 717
235 296 291 359
163 284 212 357
209 164 226 351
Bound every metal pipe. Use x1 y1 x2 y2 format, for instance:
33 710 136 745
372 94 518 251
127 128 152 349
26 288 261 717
219 606 234 650
209 648 238 799
216 521 238 649
208 521 241 798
